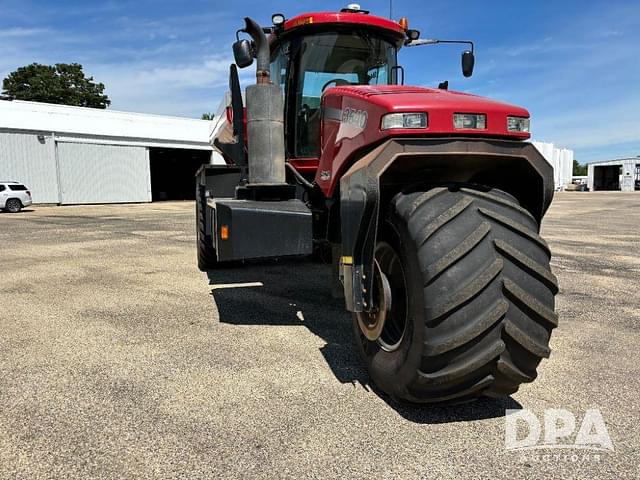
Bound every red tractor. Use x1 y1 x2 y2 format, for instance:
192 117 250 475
197 5 558 404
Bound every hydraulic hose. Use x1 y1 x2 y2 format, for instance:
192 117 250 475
286 162 315 191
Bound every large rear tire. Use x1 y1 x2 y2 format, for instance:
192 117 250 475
196 184 217 271
354 185 558 403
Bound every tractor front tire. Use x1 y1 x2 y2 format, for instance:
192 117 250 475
354 186 558 403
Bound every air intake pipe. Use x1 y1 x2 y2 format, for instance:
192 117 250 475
243 17 286 186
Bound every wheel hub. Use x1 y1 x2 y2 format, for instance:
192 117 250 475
356 259 392 341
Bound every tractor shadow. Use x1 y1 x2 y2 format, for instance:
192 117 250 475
206 258 521 424
206 258 363 386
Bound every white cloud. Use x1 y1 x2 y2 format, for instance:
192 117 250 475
0 27 51 38
0 7 242 118
90 57 232 115
535 99 640 150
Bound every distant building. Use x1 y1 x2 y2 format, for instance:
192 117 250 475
532 141 574 191
587 157 640 192
0 99 223 204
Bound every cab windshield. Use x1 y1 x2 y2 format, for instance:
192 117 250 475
271 30 398 158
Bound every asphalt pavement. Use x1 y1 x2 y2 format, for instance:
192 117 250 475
0 193 638 479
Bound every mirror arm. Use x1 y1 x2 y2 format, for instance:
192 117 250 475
435 39 474 54
406 38 474 53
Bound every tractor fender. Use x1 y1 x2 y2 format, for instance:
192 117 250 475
339 137 554 313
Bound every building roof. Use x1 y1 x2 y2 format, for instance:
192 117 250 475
587 157 640 165
0 99 214 150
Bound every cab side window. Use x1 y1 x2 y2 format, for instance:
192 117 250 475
0 185 5 192
269 41 289 95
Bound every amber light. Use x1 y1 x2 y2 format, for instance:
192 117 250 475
399 17 409 30
293 16 314 26
220 225 229 240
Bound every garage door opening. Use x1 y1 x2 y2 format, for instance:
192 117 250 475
593 165 621 191
149 148 211 201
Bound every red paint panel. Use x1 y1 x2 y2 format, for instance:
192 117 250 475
284 12 405 36
316 85 532 197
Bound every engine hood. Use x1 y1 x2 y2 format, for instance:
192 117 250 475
323 85 531 139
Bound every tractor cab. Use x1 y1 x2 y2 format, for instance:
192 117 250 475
268 12 405 158
217 6 483 182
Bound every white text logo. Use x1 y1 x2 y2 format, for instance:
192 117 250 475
505 408 614 452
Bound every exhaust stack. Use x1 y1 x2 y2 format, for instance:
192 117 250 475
242 17 286 186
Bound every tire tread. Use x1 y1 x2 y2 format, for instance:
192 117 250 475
196 184 217 271
386 186 556 402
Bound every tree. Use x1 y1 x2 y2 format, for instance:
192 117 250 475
2 63 110 109
201 112 214 120
573 159 587 176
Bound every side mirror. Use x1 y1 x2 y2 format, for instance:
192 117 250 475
233 39 253 68
462 50 475 77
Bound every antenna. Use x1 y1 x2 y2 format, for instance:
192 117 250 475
389 0 393 18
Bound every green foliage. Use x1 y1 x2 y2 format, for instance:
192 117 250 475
2 63 110 109
573 159 587 176
201 112 214 120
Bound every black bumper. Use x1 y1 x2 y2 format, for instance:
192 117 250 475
211 199 313 261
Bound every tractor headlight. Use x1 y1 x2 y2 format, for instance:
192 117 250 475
507 116 530 133
453 113 486 130
381 112 427 130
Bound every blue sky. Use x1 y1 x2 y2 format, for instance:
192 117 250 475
1 0 638 162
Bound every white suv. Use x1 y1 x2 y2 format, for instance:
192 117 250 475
0 181 33 213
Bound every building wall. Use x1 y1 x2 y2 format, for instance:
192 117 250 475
587 158 638 192
587 164 597 191
57 142 151 204
532 141 574 191
556 149 574 191
621 161 637 192
0 99 218 205
0 131 59 203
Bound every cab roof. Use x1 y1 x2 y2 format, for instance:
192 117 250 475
283 11 406 37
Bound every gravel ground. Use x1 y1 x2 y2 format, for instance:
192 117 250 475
0 193 638 479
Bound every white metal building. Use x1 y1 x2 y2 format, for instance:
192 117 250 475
532 141 574 191
587 157 640 192
0 99 222 204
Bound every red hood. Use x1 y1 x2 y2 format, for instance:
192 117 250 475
324 85 530 139
327 85 528 114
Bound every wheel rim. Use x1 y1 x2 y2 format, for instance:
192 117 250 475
7 200 19 212
356 259 392 342
375 242 408 352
